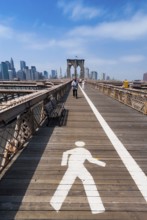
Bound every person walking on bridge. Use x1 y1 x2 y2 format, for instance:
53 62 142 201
71 78 78 98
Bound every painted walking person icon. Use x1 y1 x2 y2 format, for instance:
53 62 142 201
50 141 106 214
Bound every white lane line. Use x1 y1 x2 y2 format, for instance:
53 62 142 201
79 85 147 201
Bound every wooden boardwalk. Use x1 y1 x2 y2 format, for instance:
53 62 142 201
0 83 147 220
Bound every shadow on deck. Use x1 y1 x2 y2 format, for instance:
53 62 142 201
0 90 70 220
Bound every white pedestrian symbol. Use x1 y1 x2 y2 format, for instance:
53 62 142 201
50 141 106 214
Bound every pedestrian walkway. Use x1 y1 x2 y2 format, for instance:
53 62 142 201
0 83 147 220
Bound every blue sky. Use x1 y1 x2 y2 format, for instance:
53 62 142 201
0 0 147 80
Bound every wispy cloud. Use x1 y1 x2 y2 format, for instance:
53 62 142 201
123 3 134 16
32 19 54 30
69 12 147 40
0 15 16 25
57 0 103 21
120 55 145 63
28 39 56 50
88 57 117 67
0 21 84 53
17 32 36 43
0 23 13 38
0 22 36 43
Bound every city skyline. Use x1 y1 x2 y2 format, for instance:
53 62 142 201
0 0 147 80
0 58 59 80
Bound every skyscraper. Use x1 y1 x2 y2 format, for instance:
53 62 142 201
0 62 9 80
20 61 26 70
85 67 89 79
143 72 147 81
24 66 31 80
10 58 16 78
51 70 57 79
10 58 14 70
91 71 98 80
31 66 37 80
100 73 106 80
44 71 48 79
5 61 11 70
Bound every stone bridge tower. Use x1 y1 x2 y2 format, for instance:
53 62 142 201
67 59 85 78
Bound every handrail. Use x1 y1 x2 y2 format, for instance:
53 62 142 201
87 80 147 115
0 82 70 125
0 80 71 173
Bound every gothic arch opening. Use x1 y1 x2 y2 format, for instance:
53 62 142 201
70 66 75 78
67 59 85 79
77 66 80 78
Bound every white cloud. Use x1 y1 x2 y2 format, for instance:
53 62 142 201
123 3 134 16
0 24 13 38
27 39 56 50
69 13 147 40
0 23 55 50
70 4 101 20
16 32 36 43
0 21 85 54
58 0 102 20
0 23 36 44
88 57 117 66
25 36 83 51
120 55 145 63
87 55 145 69
32 20 54 30
59 37 83 48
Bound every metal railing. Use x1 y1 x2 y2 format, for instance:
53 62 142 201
0 80 71 173
87 80 147 115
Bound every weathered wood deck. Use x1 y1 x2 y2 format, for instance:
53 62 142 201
0 83 147 220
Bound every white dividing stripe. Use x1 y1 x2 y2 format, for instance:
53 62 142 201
79 85 147 202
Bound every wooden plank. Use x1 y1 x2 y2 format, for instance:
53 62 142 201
0 201 147 212
0 211 142 220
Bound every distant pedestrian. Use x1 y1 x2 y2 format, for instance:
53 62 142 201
71 78 78 98
82 79 85 89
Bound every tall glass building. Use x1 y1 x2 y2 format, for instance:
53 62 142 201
0 62 9 80
20 61 26 70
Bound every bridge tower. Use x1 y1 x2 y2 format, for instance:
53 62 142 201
67 59 85 79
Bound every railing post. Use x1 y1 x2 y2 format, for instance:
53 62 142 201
144 101 147 114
